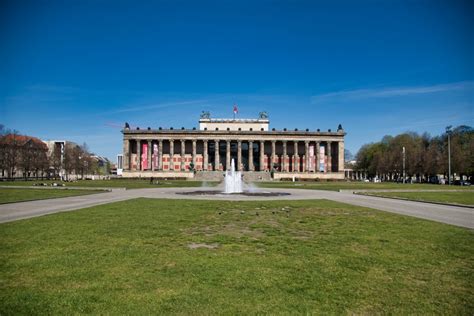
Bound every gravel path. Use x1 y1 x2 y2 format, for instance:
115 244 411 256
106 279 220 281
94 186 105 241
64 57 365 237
0 187 472 228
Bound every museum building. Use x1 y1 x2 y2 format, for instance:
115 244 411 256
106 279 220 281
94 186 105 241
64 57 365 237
121 112 346 180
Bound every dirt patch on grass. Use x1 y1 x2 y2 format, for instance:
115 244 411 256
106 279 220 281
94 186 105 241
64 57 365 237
187 243 219 250
187 223 266 239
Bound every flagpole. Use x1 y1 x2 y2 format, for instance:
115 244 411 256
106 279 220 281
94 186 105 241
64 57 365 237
233 104 238 120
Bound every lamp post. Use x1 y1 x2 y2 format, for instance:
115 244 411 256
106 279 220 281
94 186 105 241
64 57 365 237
79 155 83 180
446 125 452 185
402 146 406 184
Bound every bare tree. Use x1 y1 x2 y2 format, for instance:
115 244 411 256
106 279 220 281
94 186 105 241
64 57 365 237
35 148 50 180
49 145 63 180
1 133 22 179
19 140 35 180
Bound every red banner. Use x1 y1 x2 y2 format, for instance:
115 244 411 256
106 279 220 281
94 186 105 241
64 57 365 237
142 143 148 170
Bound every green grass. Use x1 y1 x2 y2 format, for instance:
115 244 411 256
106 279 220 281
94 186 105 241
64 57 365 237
1 199 472 314
363 191 474 206
0 179 218 189
258 181 474 191
0 188 103 204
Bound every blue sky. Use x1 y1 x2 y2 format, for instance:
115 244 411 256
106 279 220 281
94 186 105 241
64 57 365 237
1 0 473 160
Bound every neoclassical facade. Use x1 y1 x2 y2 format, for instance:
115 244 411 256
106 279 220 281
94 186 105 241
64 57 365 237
122 113 346 180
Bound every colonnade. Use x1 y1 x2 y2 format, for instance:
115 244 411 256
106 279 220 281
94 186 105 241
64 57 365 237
123 138 344 173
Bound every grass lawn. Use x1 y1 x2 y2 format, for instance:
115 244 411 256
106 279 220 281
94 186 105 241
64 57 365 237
0 179 218 189
0 188 103 204
0 199 472 314
362 191 474 206
258 181 474 192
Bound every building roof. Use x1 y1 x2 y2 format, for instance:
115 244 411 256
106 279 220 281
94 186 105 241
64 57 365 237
122 115 345 136
122 127 345 136
199 118 269 123
0 134 48 149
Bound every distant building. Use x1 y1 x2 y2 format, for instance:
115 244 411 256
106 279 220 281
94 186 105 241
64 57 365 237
121 112 346 180
43 140 68 179
91 155 111 175
0 134 49 179
116 154 123 176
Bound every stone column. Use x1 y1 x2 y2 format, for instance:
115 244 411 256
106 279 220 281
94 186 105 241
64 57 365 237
192 140 197 170
152 141 156 171
226 140 231 171
305 141 309 172
158 140 163 171
271 140 276 171
248 141 254 171
293 141 299 172
147 140 152 170
181 140 186 171
169 140 174 171
260 141 265 171
237 140 242 171
203 140 208 171
282 141 287 172
214 140 219 171
327 141 332 172
338 141 344 172
136 140 142 171
123 139 130 170
316 142 320 172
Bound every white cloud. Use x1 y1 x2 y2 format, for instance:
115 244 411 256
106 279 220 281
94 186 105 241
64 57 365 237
113 99 208 113
311 81 474 104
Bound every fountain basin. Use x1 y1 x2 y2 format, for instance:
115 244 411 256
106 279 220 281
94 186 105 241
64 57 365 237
176 190 291 197
183 159 289 197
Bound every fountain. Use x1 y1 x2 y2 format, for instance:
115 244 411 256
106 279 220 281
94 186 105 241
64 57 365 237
224 159 243 194
177 158 290 197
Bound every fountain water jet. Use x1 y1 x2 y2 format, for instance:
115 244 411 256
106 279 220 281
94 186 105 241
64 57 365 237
177 158 290 196
224 159 243 193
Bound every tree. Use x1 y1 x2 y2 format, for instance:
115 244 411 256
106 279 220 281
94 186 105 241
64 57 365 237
63 144 79 180
78 143 94 178
0 132 48 180
1 133 22 179
21 140 33 179
49 145 63 180
354 126 473 182
0 124 19 136
449 126 474 177
344 149 353 161
35 148 50 180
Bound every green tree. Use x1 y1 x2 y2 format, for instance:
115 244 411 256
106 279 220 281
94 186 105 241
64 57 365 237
354 126 473 181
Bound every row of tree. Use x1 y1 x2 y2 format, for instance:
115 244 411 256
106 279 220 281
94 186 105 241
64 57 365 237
0 133 50 179
354 125 473 181
0 125 101 180
51 142 98 180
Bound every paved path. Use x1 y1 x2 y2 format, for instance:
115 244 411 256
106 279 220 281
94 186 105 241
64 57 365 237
0 187 473 229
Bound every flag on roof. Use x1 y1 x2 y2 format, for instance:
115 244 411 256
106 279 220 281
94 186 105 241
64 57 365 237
233 104 238 114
